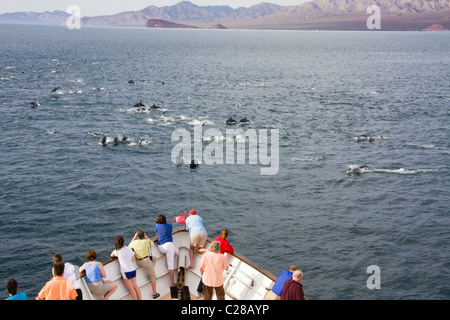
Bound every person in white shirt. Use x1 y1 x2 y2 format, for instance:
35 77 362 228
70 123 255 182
111 236 142 300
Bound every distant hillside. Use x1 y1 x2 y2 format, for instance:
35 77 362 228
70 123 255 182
144 18 228 30
81 1 282 27
1 0 449 31
0 2 282 27
0 10 69 25
423 23 449 30
218 0 450 30
274 0 450 16
208 23 228 29
144 19 197 29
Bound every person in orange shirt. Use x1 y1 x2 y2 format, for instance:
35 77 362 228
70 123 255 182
36 262 78 300
199 241 228 300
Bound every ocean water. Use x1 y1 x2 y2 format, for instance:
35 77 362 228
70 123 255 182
0 25 449 300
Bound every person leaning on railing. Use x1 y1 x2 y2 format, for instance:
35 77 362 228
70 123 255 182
79 249 117 300
129 230 160 299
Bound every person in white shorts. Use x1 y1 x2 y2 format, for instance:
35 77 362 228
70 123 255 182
155 214 179 287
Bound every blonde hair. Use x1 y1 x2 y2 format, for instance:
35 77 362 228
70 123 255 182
292 270 303 281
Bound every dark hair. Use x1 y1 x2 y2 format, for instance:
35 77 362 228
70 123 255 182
155 214 167 224
114 235 125 250
53 253 63 263
85 249 97 261
137 230 145 239
53 262 65 276
6 279 18 295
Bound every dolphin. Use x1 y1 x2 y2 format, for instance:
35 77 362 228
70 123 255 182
346 164 368 174
101 135 107 146
150 104 161 109
30 100 39 107
52 87 60 92
226 117 237 125
239 117 250 124
134 101 146 108
190 159 199 169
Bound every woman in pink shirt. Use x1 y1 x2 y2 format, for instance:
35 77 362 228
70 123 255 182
199 241 228 300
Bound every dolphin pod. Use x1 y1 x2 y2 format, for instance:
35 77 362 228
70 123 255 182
226 117 251 125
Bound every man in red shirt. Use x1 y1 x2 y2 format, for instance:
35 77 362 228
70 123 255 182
281 269 306 300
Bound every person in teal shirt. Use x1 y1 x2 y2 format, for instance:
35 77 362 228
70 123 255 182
5 279 27 300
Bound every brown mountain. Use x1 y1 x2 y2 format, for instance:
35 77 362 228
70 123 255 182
216 0 450 30
423 23 449 30
208 24 228 29
144 19 197 29
81 1 281 27
275 0 450 16
0 1 280 27
144 19 228 30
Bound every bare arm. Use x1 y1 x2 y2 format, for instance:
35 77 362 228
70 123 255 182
98 262 107 279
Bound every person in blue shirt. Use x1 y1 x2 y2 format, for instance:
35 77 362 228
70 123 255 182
265 265 298 300
5 279 27 300
185 209 208 269
79 249 117 300
155 214 179 287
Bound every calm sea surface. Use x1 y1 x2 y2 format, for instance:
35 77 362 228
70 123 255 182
0 25 449 299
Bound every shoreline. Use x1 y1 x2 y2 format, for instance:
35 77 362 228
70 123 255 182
1 23 450 33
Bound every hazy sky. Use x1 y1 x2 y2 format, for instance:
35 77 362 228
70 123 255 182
0 0 309 16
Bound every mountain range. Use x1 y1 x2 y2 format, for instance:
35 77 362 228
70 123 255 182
1 0 449 31
80 1 282 27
